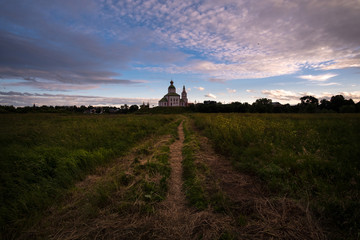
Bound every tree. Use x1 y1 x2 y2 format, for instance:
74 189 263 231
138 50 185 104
320 99 331 109
253 98 273 113
330 95 346 112
129 105 139 112
300 96 319 106
300 96 319 113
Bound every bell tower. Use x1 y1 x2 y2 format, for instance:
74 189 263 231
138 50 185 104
181 85 188 106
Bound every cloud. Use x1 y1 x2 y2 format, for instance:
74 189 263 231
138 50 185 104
0 3 184 90
204 93 217 99
227 88 236 93
208 78 227 83
261 89 299 101
0 67 144 92
1 0 360 95
4 81 99 91
317 82 341 86
340 91 360 102
194 87 205 91
120 0 360 79
0 91 159 107
297 73 338 82
0 28 143 90
261 89 360 103
246 89 256 93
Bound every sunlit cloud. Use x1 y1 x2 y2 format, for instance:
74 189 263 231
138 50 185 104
246 89 256 93
204 93 217 99
261 89 360 103
0 0 359 106
122 1 360 79
340 91 360 102
317 82 341 86
298 73 338 82
194 87 205 91
261 89 299 101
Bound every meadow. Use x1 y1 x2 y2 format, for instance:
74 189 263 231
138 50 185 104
1 112 359 239
191 113 360 238
0 113 179 235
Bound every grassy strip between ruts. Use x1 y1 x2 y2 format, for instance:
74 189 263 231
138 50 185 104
182 119 230 213
182 119 207 210
191 113 360 239
0 114 181 238
79 118 181 216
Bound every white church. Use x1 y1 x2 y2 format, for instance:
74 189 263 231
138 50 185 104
158 80 188 107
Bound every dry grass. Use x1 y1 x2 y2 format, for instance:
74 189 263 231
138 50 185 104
20 122 236 240
194 128 326 240
19 119 326 240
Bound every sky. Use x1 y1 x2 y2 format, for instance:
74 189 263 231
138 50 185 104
0 0 359 107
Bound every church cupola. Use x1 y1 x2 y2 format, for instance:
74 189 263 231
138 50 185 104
168 80 176 93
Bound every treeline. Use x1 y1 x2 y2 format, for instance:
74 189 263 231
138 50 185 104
188 95 360 113
1 94 359 114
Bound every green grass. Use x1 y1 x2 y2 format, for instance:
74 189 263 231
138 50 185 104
191 113 360 239
182 120 207 210
182 119 230 212
0 113 180 235
80 132 175 217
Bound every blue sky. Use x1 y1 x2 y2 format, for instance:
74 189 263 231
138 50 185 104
0 0 359 107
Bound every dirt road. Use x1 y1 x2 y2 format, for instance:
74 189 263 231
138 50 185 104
22 120 325 239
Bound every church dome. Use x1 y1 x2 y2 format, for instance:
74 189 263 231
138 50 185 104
168 80 175 89
168 80 176 93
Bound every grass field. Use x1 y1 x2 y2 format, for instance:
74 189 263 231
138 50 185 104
0 113 180 235
191 113 360 238
1 113 359 239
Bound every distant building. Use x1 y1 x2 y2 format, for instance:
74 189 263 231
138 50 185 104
158 80 188 107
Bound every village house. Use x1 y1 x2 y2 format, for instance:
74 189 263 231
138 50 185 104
158 80 188 107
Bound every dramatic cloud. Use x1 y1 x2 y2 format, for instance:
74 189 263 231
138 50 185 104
0 29 140 88
113 0 360 79
0 67 145 91
204 93 217 99
0 0 359 106
0 1 185 91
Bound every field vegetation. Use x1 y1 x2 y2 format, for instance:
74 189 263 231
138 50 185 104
0 113 180 236
21 123 180 239
191 113 360 239
182 120 229 212
1 112 359 239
